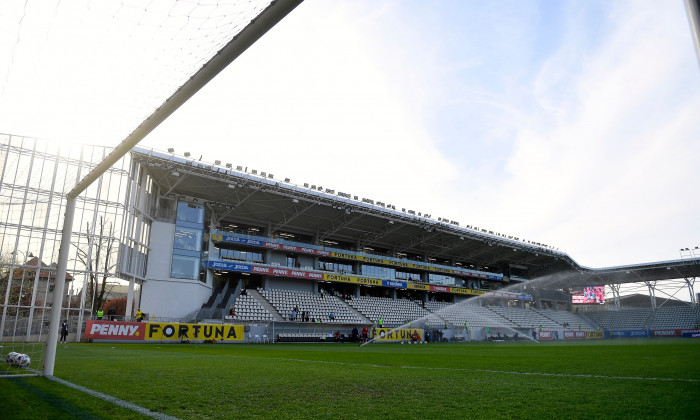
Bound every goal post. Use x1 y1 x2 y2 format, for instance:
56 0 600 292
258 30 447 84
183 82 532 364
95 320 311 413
43 0 304 377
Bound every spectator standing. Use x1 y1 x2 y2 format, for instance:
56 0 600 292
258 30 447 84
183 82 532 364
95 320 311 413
136 308 143 322
59 320 69 343
97 309 103 320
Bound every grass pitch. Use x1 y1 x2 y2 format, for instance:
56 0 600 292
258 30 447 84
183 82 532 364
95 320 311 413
2 339 699 419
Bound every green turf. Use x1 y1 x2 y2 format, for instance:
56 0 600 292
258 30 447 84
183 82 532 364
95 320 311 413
2 339 699 419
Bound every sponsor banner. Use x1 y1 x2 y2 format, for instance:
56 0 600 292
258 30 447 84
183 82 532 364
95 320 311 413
372 328 424 342
263 242 331 257
681 329 700 338
213 232 505 281
208 260 490 297
427 266 454 274
146 323 244 341
485 291 532 301
383 280 407 288
208 261 252 272
85 321 145 340
85 321 245 341
652 329 681 338
563 330 586 339
585 331 604 339
213 234 263 247
251 265 324 280
538 330 552 340
611 330 650 338
324 273 383 286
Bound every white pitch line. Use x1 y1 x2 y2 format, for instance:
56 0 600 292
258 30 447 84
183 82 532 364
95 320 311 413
46 375 180 420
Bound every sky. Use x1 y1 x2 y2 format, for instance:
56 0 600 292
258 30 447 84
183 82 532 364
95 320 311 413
1 0 699 270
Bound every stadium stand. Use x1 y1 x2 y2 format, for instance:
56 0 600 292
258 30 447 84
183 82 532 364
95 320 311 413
227 293 274 322
649 306 700 329
533 308 594 330
585 308 653 330
425 301 515 328
488 306 560 330
347 296 431 327
260 289 365 323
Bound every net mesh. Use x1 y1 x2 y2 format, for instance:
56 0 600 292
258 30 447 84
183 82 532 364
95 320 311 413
0 0 273 144
1 342 45 376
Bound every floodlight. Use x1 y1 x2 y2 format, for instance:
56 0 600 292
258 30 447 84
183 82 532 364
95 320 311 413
167 148 174 153
184 152 190 157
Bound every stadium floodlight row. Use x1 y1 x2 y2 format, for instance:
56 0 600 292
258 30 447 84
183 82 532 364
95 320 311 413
1 136 699 345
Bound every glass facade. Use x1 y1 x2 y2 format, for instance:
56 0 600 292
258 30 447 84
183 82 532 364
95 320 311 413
176 201 205 224
429 273 457 286
361 264 395 279
396 271 421 282
320 260 354 274
219 248 263 263
171 201 205 280
171 254 200 280
174 227 202 252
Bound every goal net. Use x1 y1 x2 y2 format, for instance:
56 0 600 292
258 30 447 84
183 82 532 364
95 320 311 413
0 0 276 144
1 342 44 377
0 0 298 377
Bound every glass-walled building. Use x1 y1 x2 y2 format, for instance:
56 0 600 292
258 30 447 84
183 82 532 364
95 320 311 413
0 134 130 340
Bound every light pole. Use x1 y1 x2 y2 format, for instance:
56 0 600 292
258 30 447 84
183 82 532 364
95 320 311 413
678 246 698 305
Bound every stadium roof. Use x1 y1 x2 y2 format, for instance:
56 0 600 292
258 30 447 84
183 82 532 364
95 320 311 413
131 147 700 288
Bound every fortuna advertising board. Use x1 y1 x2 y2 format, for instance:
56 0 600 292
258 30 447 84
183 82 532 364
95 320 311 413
85 321 244 341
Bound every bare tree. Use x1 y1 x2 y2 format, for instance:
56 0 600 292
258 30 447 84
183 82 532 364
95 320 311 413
74 217 117 314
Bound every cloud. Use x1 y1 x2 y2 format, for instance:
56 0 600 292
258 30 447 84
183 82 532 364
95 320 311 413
473 0 700 266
